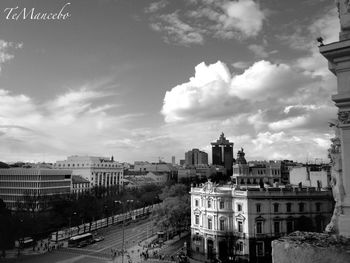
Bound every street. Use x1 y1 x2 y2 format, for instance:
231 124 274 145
9 218 159 263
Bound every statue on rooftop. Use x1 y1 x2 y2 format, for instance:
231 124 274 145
336 0 350 40
325 120 345 234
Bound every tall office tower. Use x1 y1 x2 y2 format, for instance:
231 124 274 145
211 133 234 176
172 156 176 165
185 149 208 166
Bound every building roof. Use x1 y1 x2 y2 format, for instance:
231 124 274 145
211 132 234 146
0 168 72 175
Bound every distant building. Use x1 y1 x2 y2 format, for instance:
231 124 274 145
54 156 123 190
72 175 91 195
290 164 331 188
172 156 176 165
190 181 333 262
130 162 177 181
211 133 234 176
0 168 72 210
232 149 283 186
177 165 226 183
185 149 208 166
123 171 168 189
180 159 185 166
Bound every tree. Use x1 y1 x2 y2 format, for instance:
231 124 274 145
0 199 15 256
153 184 191 239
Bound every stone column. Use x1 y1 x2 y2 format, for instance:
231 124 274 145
320 39 350 237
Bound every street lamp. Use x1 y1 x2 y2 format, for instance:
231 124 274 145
69 212 77 238
115 200 133 263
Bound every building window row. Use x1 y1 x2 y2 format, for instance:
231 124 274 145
56 163 121 168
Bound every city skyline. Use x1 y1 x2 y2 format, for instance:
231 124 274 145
0 0 338 163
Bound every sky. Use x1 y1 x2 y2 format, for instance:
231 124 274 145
0 0 341 164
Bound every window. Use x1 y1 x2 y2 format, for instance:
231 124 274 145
195 215 199 225
256 221 263 234
220 201 225 209
237 204 242 211
316 203 321 212
256 241 264 257
238 221 243 232
256 204 261 213
208 218 212 229
274 221 280 234
219 219 225 231
237 242 244 252
208 200 211 208
287 221 293 233
286 203 292 212
273 203 279 213
299 203 305 212
195 199 199 207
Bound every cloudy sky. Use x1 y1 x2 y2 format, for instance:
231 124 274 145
0 0 340 163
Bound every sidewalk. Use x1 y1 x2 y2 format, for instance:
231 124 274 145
1 238 68 259
112 232 189 263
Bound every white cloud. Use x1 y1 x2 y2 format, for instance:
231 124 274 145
147 0 266 45
223 0 266 37
269 116 307 131
0 84 142 162
150 12 204 46
0 40 22 72
145 0 168 13
248 44 269 58
232 61 251 69
230 60 308 101
161 60 317 123
248 43 278 58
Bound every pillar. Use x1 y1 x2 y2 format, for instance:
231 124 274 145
320 39 350 237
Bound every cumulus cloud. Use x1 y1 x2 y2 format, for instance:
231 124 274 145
161 60 312 122
160 52 335 162
146 0 266 45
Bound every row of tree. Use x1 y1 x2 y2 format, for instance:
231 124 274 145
0 183 164 252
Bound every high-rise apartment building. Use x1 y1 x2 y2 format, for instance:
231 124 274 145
211 133 234 176
185 149 208 167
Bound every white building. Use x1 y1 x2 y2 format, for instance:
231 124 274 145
290 165 331 188
190 180 333 262
54 156 123 190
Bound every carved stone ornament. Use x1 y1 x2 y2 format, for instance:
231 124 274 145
336 0 350 39
338 111 350 124
203 180 215 193
326 120 345 234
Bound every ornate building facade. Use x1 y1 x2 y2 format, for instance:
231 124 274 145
190 181 333 262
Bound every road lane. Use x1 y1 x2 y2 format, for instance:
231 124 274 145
12 217 160 263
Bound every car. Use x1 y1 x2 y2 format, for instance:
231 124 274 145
94 236 104 242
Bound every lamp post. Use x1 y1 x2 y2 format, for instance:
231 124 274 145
69 212 77 238
115 200 133 263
